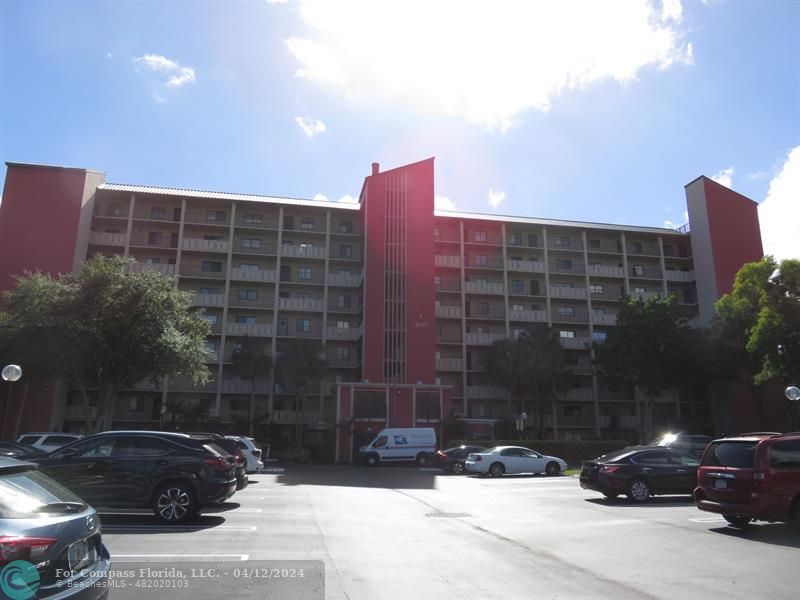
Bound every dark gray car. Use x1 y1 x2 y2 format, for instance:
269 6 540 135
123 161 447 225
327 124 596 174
0 458 110 599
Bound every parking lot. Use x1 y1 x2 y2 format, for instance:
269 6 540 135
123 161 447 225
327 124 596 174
101 465 800 600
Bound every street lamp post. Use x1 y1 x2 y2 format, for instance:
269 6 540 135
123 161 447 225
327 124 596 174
1 364 23 440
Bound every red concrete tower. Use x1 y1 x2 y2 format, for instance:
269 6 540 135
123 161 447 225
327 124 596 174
685 176 764 325
360 158 437 384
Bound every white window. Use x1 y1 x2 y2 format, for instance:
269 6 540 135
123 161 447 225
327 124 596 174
337 321 350 329
633 264 644 276
298 267 312 280
559 330 576 338
242 238 262 249
296 319 311 332
202 315 218 325
512 303 524 311
243 213 262 224
592 331 608 343
590 284 604 294
553 236 571 248
235 316 256 325
144 257 160 265
207 210 226 222
238 263 259 271
300 219 315 230
474 231 486 242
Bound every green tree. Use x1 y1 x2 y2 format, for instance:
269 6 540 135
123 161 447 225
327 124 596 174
277 339 326 449
181 402 212 430
716 257 800 427
594 295 690 441
231 336 273 437
482 328 569 438
0 254 211 433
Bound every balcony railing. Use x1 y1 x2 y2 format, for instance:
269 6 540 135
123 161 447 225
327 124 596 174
465 231 503 245
545 415 596 427
326 326 362 340
630 267 663 279
326 357 360 368
435 280 462 292
232 241 278 255
183 238 228 252
434 229 461 242
464 332 505 345
128 262 176 276
507 259 545 273
465 256 504 269
465 386 508 399
550 286 587 299
329 249 362 261
327 272 363 287
552 309 589 323
631 291 665 301
179 266 226 279
228 294 275 309
559 336 591 349
221 380 271 394
592 313 617 325
235 215 280 229
327 300 361 313
436 358 464 371
549 262 585 275
586 240 622 254
467 307 505 320
89 231 127 246
665 270 695 282
230 268 276 282
183 210 230 226
508 309 547 322
464 281 505 295
278 297 325 311
587 265 625 278
281 245 327 259
565 388 595 401
435 305 462 318
436 333 462 344
225 322 273 336
627 243 660 256
434 255 462 268
191 293 224 306
129 233 178 249
169 377 217 392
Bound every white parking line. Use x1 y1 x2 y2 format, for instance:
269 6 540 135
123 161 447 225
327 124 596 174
114 554 249 561
689 516 727 523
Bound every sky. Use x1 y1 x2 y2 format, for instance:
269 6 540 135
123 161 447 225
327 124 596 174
1 0 798 260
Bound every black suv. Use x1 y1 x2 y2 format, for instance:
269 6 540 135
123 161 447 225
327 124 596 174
189 432 248 490
31 431 238 523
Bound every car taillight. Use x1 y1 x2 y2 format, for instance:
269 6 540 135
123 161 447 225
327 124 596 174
252 450 261 457
0 536 57 566
601 465 620 474
436 451 447 459
204 456 229 471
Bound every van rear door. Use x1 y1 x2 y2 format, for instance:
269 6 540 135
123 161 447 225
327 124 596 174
698 440 758 505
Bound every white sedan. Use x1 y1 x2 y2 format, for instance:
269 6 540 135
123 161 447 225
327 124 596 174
465 446 568 477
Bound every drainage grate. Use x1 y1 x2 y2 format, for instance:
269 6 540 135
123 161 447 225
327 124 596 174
426 512 472 518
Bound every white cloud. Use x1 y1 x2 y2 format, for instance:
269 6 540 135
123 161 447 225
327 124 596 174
748 170 767 181
134 54 196 88
759 146 800 261
313 193 328 201
663 219 679 229
488 189 505 210
337 194 358 204
711 166 734 189
106 52 113 59
294 116 327 138
661 0 683 22
435 195 456 211
281 0 694 131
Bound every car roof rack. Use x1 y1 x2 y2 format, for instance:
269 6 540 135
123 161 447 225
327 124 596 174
730 432 782 437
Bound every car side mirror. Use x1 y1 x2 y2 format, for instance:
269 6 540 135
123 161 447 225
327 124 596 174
60 447 81 458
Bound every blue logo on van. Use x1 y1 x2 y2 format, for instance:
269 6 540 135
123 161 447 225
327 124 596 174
0 560 40 600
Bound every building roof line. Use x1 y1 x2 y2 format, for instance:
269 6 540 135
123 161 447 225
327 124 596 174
434 209 687 235
5 161 105 175
98 182 361 211
684 175 760 206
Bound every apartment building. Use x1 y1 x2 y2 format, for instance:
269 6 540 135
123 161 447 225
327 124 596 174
0 159 763 457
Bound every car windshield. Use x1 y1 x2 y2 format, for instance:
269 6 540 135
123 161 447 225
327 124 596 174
0 468 87 518
481 447 502 454
701 441 758 468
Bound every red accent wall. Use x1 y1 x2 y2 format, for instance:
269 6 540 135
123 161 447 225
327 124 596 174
702 178 763 297
361 159 437 384
0 165 88 439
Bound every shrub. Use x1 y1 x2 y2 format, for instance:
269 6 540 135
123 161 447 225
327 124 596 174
283 448 312 463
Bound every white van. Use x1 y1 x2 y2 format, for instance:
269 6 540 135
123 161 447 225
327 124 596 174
358 428 437 466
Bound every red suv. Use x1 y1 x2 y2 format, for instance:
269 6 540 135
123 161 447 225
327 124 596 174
694 432 800 529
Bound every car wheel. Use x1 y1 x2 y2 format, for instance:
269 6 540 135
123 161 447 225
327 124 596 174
153 482 196 523
626 478 650 503
451 462 465 475
416 453 430 467
365 453 379 467
489 462 505 477
545 461 561 476
723 515 751 528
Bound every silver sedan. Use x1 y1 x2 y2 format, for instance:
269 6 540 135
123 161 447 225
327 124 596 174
465 446 568 476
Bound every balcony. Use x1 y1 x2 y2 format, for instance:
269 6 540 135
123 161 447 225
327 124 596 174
183 238 228 252
436 358 464 371
229 294 274 309
434 229 461 243
327 300 361 313
169 377 217 392
464 332 505 345
221 380 271 394
191 293 224 306
434 255 462 268
552 309 589 323
281 245 327 259
465 386 508 399
328 272 363 287
586 240 622 254
465 256 504 269
550 286 587 299
235 215 280 229
559 336 591 349
327 326 362 340
89 231 127 246
436 333 462 344
225 322 273 337
565 362 594 376
467 307 505 320
232 240 278 255
183 209 230 226
464 281 505 295
630 267 663 279
631 291 665 301
592 313 617 326
435 279 462 292
271 410 319 424
435 305 462 319
507 259 545 273
329 248 362 261
278 297 325 312
587 265 625 278
326 357 360 368
205 351 219 363
627 243 660 256
179 266 226 279
230 268 276 282
129 233 177 249
665 270 694 282
128 262 176 276
549 262 585 275
545 415 596 428
565 388 595 401
508 309 547 322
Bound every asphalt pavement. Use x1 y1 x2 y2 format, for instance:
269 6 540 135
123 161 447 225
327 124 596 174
100 465 800 600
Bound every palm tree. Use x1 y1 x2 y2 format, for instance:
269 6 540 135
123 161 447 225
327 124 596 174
231 337 273 437
277 339 326 449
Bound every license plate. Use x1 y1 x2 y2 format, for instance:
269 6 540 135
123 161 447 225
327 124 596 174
68 539 98 572
713 479 728 489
